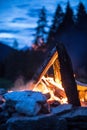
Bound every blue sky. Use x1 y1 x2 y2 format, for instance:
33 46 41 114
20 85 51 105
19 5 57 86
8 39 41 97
0 0 87 49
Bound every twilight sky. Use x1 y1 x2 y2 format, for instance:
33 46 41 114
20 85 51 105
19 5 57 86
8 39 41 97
0 0 87 49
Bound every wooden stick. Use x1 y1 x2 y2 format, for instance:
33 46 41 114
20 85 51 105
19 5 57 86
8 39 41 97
32 47 58 84
53 58 61 84
43 78 66 98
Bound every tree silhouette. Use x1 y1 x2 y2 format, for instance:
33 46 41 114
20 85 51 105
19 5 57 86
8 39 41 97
13 39 18 49
34 7 48 45
55 1 74 37
47 4 64 47
76 2 87 30
62 1 74 27
50 4 64 34
4 49 46 81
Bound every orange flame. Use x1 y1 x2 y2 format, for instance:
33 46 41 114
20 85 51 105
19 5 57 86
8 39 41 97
7 76 87 107
33 76 68 104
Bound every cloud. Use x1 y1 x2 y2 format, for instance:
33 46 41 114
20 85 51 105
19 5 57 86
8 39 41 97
17 4 29 9
12 17 28 23
26 8 41 18
0 29 20 34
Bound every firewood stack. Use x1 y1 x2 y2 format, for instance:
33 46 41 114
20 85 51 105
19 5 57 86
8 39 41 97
32 42 81 106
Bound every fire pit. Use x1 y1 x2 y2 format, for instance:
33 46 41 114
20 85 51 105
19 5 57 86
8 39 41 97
0 43 87 130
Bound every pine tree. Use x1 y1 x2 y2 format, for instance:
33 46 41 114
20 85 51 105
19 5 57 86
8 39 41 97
34 7 48 45
50 4 64 34
76 2 87 30
56 1 74 36
47 4 64 48
62 1 74 27
13 39 18 49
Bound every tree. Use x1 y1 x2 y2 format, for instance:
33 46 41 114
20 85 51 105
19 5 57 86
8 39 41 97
50 4 64 34
55 1 74 38
13 39 18 49
34 7 48 45
62 1 74 27
76 2 87 30
47 4 64 47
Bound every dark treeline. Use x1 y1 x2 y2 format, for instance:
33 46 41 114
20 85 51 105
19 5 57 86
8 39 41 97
48 2 87 44
0 1 87 83
0 46 48 82
47 1 87 81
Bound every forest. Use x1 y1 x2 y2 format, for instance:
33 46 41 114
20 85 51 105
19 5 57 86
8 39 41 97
0 1 87 88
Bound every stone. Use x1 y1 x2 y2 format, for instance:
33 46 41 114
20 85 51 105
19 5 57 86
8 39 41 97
0 111 9 124
59 107 87 119
0 88 7 95
59 107 87 130
7 115 67 130
4 91 49 116
51 104 72 115
0 123 7 130
4 91 47 103
15 98 41 116
0 95 5 105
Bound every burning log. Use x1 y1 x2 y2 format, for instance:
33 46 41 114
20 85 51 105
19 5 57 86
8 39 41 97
42 77 66 99
53 58 61 84
32 47 58 85
56 42 81 106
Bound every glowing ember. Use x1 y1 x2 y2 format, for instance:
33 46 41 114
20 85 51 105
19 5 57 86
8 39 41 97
7 76 87 107
33 76 68 104
32 76 87 106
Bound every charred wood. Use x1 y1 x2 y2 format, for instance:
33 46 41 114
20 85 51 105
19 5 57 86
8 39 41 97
56 42 81 106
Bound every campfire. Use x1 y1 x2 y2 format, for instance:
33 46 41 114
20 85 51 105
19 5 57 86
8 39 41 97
33 74 67 103
0 43 87 130
1 43 87 108
31 43 87 107
4 43 87 107
33 75 87 106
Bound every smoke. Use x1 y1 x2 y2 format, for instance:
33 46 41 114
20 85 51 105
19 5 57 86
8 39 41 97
9 75 35 91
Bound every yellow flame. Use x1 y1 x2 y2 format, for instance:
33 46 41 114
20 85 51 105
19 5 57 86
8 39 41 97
7 75 87 106
33 76 68 104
